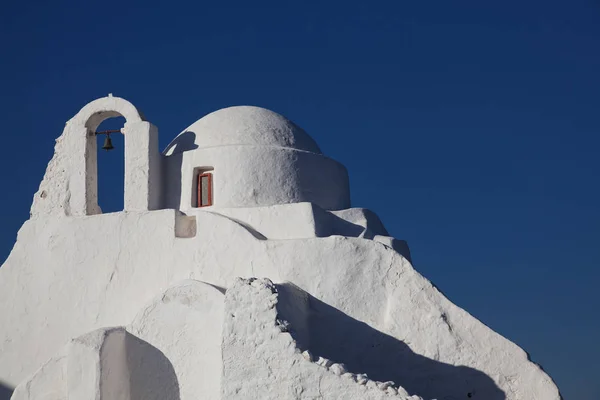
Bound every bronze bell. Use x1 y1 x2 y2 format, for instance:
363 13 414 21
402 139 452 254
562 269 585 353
102 135 115 151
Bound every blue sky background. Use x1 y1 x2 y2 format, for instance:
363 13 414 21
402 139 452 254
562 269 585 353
1 1 599 398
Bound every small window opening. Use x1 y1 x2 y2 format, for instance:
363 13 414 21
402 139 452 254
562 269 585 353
197 173 213 207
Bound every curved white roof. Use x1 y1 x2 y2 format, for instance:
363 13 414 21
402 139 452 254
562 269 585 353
164 106 322 155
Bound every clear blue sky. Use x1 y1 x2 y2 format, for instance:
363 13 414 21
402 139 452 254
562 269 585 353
1 1 599 398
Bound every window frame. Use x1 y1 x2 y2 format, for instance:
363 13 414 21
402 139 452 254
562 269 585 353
197 172 213 207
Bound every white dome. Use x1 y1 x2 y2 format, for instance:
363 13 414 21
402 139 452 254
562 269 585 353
164 106 322 155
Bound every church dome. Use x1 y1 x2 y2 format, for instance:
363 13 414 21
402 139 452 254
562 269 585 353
164 106 322 156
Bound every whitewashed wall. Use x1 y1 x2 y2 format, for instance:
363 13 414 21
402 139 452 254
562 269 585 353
0 208 560 400
0 97 561 400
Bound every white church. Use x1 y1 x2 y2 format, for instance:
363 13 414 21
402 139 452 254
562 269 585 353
0 96 561 400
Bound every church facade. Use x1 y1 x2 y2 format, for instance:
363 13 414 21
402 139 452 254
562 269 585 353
0 96 560 399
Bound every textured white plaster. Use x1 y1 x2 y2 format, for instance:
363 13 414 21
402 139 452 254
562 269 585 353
204 202 389 240
10 348 67 400
12 279 224 400
163 143 350 211
129 280 224 400
0 97 561 400
162 106 350 211
164 106 322 154
124 121 162 211
12 327 130 400
30 96 159 217
222 278 421 400
67 327 129 400
0 208 560 399
12 326 181 400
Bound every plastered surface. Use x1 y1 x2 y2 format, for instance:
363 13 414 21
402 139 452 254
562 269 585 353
0 97 561 400
223 277 422 399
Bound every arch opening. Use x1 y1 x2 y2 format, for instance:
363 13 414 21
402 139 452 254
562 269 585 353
31 95 152 218
94 116 126 214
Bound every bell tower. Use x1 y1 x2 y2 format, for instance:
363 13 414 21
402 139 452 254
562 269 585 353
30 95 163 217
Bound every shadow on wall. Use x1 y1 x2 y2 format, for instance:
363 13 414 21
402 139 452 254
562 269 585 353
277 284 506 400
322 212 413 263
0 382 12 400
162 131 198 209
125 332 180 400
163 131 199 155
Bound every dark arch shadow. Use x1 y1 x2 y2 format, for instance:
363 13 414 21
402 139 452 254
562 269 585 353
277 283 506 400
163 131 199 155
125 332 181 400
0 382 13 400
0 332 179 400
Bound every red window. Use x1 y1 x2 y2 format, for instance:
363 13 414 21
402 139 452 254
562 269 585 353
197 173 213 207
